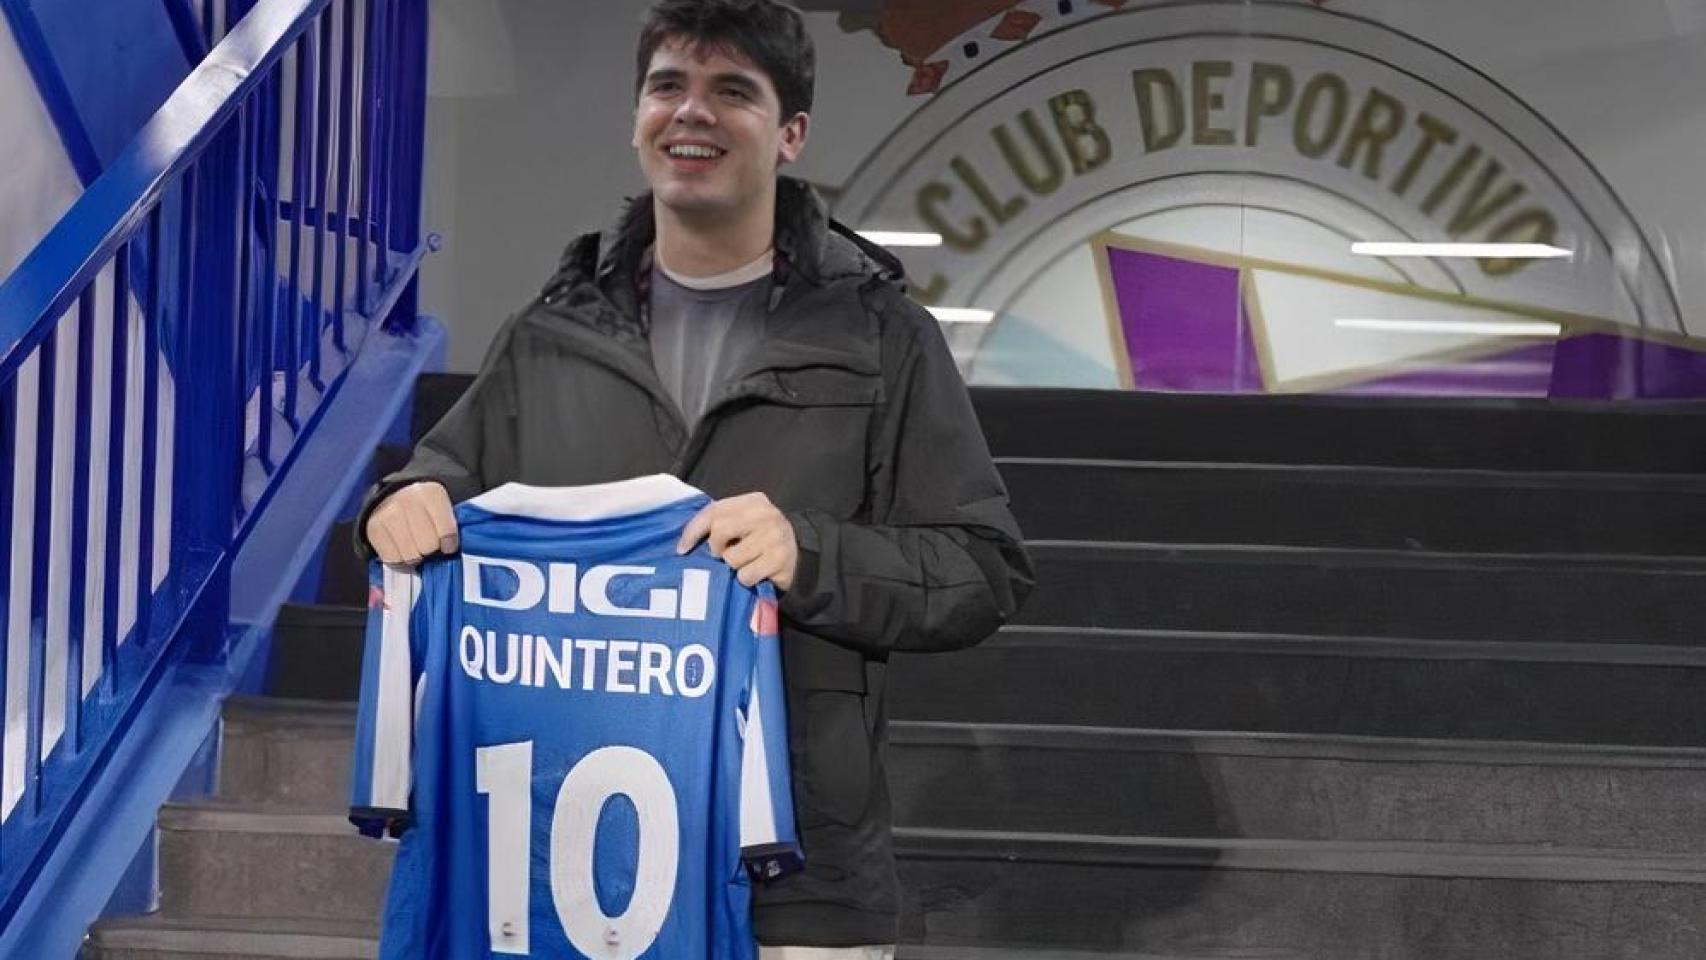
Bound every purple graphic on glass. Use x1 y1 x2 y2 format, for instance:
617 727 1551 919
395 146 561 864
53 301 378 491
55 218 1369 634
1102 244 1706 399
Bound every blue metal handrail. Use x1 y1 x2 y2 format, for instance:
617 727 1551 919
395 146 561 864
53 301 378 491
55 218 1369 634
0 0 427 925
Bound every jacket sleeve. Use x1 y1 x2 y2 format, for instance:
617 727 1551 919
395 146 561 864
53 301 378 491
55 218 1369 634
352 317 522 560
777 295 1035 655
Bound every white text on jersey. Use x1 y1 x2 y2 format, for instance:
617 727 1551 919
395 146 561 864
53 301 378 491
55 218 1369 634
463 556 713 621
459 626 716 697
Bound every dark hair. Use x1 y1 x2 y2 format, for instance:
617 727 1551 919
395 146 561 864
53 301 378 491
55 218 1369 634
636 0 816 121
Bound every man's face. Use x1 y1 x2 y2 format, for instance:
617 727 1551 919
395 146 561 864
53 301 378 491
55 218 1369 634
633 37 809 222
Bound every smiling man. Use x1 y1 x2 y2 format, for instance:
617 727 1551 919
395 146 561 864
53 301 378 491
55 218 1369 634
357 1 1033 956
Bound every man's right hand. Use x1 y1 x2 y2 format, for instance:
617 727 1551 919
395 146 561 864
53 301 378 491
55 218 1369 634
365 481 460 565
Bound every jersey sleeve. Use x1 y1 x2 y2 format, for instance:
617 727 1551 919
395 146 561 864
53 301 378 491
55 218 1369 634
349 561 424 839
737 582 804 881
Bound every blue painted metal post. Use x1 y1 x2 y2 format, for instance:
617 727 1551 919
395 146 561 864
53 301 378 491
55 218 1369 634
234 101 255 524
160 0 210 64
65 288 97 754
307 9 332 390
180 121 243 664
330 0 355 353
135 212 164 652
356 0 386 312
101 251 132 697
0 374 12 815
25 330 58 818
283 38 310 430
385 0 427 333
256 71 280 473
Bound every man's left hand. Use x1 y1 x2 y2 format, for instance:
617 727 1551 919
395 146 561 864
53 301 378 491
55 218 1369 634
676 492 798 592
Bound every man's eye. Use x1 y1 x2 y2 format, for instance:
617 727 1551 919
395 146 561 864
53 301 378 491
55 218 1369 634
723 88 750 100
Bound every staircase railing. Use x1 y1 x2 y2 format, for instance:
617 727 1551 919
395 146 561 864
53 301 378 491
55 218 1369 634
0 0 426 924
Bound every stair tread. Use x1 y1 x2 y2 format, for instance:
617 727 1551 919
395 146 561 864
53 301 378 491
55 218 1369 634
889 721 1706 768
86 914 377 956
997 456 1706 490
222 704 1706 767
899 948 1273 960
896 829 1706 882
224 696 357 727
158 804 354 833
1030 539 1706 573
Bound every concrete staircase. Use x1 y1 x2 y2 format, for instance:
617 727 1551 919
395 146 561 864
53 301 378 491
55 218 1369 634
84 383 1706 958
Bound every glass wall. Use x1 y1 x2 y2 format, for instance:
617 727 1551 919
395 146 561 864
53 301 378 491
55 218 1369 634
816 0 1706 399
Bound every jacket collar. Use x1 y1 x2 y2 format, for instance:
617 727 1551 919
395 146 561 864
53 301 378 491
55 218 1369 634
548 176 905 323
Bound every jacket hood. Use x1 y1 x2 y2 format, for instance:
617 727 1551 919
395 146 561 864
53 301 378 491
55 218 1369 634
547 177 905 311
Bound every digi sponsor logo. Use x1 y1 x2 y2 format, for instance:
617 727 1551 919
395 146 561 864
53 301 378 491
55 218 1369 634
463 555 712 621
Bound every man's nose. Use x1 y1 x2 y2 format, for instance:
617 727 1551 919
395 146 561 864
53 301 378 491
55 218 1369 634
673 90 716 126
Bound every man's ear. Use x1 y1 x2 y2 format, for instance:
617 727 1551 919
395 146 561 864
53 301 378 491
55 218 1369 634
777 112 811 166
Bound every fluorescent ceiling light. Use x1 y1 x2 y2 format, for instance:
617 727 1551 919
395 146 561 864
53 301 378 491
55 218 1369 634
1336 318 1563 337
860 231 943 248
1351 242 1573 259
930 307 996 323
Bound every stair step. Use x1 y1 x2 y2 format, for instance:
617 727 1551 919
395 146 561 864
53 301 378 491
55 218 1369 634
156 805 391 922
1001 459 1706 555
216 696 1706 852
417 381 1706 473
890 631 1706 744
82 915 376 959
972 387 1706 472
1018 542 1706 645
265 606 366 701
897 829 1706 957
220 698 357 806
889 723 1706 849
896 949 1251 960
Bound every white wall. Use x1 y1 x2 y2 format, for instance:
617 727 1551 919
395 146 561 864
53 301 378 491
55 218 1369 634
0 19 81 283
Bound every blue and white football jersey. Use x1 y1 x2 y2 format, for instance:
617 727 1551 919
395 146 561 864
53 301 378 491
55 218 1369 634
349 474 800 959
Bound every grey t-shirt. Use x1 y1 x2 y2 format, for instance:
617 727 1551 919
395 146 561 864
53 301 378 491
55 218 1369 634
646 258 774 434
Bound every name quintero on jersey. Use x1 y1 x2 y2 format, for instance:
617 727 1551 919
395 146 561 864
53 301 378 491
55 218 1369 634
456 554 718 697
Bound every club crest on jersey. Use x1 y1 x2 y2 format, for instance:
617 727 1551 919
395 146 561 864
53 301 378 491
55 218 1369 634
462 555 711 621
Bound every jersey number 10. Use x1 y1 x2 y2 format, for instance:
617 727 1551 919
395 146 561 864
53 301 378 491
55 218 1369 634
476 741 681 958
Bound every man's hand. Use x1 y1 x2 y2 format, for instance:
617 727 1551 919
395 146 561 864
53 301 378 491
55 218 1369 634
365 481 459 566
676 492 798 591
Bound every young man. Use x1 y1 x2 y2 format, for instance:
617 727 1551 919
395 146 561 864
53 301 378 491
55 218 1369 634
359 1 1034 956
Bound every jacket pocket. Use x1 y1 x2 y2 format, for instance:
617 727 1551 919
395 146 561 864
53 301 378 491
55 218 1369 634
773 367 884 408
799 690 873 829
785 631 874 830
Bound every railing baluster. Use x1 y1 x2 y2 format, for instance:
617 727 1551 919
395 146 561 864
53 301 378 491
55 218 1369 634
0 371 13 821
257 72 280 474
308 9 333 389
169 169 198 615
371 0 394 295
26 329 58 816
101 252 131 696
354 0 381 315
136 212 163 652
284 37 310 430
235 101 255 520
65 287 96 755
331 0 355 354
